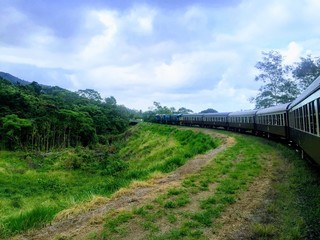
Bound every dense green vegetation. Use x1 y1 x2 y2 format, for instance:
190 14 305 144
98 131 320 240
0 77 130 151
0 123 218 237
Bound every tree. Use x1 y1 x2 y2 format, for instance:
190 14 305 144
76 89 102 102
200 108 217 113
152 102 172 114
0 114 32 149
177 107 193 114
251 51 299 109
293 55 320 91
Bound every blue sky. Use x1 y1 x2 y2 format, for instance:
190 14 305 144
1 0 320 112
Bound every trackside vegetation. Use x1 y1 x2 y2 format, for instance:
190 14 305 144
249 143 320 239
0 123 218 237
97 131 320 240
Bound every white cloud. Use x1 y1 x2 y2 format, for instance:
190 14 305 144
79 10 118 63
282 42 303 64
1 0 320 112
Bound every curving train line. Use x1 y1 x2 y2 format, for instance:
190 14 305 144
155 76 320 165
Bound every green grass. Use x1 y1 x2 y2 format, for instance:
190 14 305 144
100 132 265 239
0 123 218 237
248 143 320 239
99 130 320 240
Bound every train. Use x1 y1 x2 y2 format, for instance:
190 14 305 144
155 76 320 165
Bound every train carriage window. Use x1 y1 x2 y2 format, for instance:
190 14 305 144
300 107 303 130
309 103 314 134
296 109 299 129
304 105 309 132
313 101 317 135
316 99 320 135
296 110 298 129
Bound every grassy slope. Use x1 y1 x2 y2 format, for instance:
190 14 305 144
98 130 320 240
0 123 218 237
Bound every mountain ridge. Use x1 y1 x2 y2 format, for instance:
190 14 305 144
0 71 30 85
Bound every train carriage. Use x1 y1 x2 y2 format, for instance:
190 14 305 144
202 112 230 129
228 110 257 132
288 76 320 164
256 103 290 138
180 113 204 127
165 114 182 125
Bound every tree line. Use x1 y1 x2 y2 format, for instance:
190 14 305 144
0 78 130 151
251 52 320 108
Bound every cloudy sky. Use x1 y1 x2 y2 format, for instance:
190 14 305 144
1 0 320 112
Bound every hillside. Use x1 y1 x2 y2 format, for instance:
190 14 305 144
0 76 130 151
0 123 218 238
9 126 320 240
0 72 30 85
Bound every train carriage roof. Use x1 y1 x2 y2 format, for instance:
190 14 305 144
202 112 231 117
228 110 257 116
256 103 290 115
289 75 320 108
181 113 203 117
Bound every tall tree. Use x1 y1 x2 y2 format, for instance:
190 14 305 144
293 55 320 91
251 51 299 109
200 108 217 113
76 89 102 102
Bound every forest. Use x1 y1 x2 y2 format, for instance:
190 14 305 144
0 78 130 151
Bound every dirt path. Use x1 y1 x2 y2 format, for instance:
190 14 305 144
14 129 233 240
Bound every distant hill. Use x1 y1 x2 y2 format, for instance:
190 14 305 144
0 71 30 85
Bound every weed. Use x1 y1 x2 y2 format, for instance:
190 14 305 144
0 205 59 237
251 223 277 238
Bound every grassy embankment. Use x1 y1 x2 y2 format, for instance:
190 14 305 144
97 131 320 240
0 123 219 238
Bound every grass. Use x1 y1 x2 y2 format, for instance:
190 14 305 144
100 132 265 239
98 129 320 240
248 143 320 239
0 123 218 237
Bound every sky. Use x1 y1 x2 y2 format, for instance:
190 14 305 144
1 0 320 113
